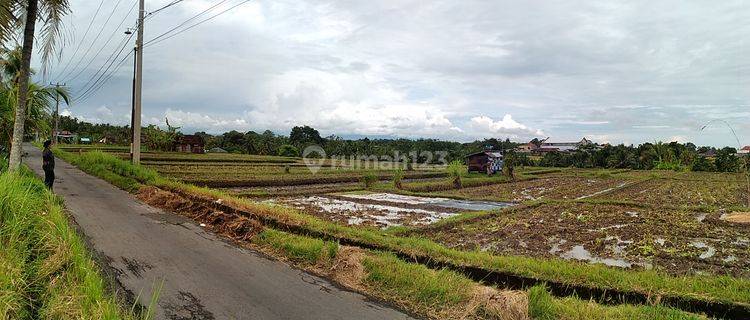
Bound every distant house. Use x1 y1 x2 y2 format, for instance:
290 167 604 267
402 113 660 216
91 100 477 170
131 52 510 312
79 137 92 144
175 135 205 154
739 146 750 155
466 151 504 174
54 130 77 144
516 137 597 154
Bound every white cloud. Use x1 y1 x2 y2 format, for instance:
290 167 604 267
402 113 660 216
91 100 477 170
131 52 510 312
468 114 544 139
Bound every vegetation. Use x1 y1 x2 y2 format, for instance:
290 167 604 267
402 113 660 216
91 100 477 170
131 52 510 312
362 171 378 189
0 170 152 319
446 160 464 188
392 168 404 189
5 0 71 171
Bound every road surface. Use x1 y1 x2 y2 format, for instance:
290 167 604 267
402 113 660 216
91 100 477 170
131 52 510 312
23 145 413 320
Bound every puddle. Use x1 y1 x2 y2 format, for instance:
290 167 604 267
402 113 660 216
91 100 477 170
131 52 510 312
690 241 716 259
276 196 458 228
560 245 634 268
340 193 513 211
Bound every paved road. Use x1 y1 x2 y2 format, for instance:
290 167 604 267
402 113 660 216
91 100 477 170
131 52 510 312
23 145 412 320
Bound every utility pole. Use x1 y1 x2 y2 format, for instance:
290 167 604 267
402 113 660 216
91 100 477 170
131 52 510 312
132 0 145 165
50 82 66 145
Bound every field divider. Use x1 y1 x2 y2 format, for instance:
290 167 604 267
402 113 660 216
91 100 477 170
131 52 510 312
161 185 750 319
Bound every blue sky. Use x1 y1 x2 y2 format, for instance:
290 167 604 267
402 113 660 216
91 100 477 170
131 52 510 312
32 0 750 146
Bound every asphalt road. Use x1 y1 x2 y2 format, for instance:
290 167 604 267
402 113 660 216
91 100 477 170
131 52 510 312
23 144 413 320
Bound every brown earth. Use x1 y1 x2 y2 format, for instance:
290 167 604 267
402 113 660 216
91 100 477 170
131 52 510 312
418 202 750 277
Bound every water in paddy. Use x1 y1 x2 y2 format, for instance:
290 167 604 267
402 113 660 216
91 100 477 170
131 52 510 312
340 193 513 211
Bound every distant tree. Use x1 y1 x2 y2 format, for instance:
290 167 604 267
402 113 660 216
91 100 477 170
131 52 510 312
289 125 323 148
277 144 299 157
715 147 741 172
691 156 715 172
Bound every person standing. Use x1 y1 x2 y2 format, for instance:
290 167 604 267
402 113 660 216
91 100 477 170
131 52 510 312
42 140 55 190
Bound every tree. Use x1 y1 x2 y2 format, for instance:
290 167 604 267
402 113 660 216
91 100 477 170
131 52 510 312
691 156 714 172
277 144 299 157
7 0 70 171
715 147 741 172
0 48 69 152
289 125 323 148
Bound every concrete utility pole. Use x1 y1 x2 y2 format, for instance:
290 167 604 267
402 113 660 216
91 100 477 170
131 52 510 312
132 0 145 164
50 82 66 145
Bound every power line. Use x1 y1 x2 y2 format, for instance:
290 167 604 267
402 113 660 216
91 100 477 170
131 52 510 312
53 0 106 80
58 0 127 82
146 0 187 19
63 0 138 83
75 50 133 104
144 0 230 46
73 32 135 101
145 0 253 48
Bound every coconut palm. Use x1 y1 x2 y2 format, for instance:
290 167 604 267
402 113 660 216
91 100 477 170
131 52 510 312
5 0 70 171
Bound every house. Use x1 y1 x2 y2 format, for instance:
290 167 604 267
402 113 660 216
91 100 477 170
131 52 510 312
54 130 77 144
466 151 504 174
739 146 750 155
175 135 205 154
516 137 598 154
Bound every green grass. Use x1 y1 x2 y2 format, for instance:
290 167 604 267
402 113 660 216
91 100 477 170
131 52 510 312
0 169 147 319
50 147 750 310
528 285 703 320
363 252 474 308
52 147 159 191
254 229 338 265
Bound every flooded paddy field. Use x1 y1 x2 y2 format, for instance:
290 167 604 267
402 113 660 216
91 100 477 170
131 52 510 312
416 202 750 277
268 193 513 229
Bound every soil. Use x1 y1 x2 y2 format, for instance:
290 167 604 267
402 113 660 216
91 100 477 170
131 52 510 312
420 202 750 277
137 186 263 242
439 177 628 202
596 178 747 208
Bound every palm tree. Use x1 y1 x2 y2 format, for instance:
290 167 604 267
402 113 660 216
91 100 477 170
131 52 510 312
5 0 70 171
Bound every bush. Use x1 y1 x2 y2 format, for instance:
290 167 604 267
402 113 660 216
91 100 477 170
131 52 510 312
446 160 464 188
653 160 684 171
277 144 299 157
691 156 715 172
362 171 378 189
392 168 404 189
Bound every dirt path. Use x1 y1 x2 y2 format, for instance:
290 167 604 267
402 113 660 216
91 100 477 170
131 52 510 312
23 144 413 320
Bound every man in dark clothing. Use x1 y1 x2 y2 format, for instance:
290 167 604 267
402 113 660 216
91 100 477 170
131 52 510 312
42 140 55 190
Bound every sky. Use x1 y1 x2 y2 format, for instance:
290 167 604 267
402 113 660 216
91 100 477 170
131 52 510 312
32 0 750 146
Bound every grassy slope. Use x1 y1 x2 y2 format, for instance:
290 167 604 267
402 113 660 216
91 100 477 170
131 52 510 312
0 169 150 319
49 147 745 314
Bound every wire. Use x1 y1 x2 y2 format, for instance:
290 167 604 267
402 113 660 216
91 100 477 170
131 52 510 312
58 0 127 82
144 0 230 46
145 0 252 48
146 0 187 19
75 50 134 104
63 0 138 83
73 32 135 101
53 0 106 80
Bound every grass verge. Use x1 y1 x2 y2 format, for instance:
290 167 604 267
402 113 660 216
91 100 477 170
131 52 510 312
0 169 150 319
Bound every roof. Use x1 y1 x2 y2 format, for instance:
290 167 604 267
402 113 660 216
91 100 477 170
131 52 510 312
465 151 503 158
176 135 204 145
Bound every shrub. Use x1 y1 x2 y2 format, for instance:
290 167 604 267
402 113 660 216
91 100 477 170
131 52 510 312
393 168 404 189
691 156 715 172
277 144 299 157
284 164 291 174
446 160 464 188
362 171 378 189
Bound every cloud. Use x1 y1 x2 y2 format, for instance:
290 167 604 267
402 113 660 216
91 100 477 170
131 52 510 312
468 115 544 139
38 0 749 147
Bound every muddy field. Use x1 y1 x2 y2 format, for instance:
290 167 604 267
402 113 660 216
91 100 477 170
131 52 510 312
596 178 748 208
268 193 512 229
417 202 750 277
434 177 630 202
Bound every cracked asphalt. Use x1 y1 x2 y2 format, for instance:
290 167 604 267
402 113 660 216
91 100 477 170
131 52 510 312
24 144 413 320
